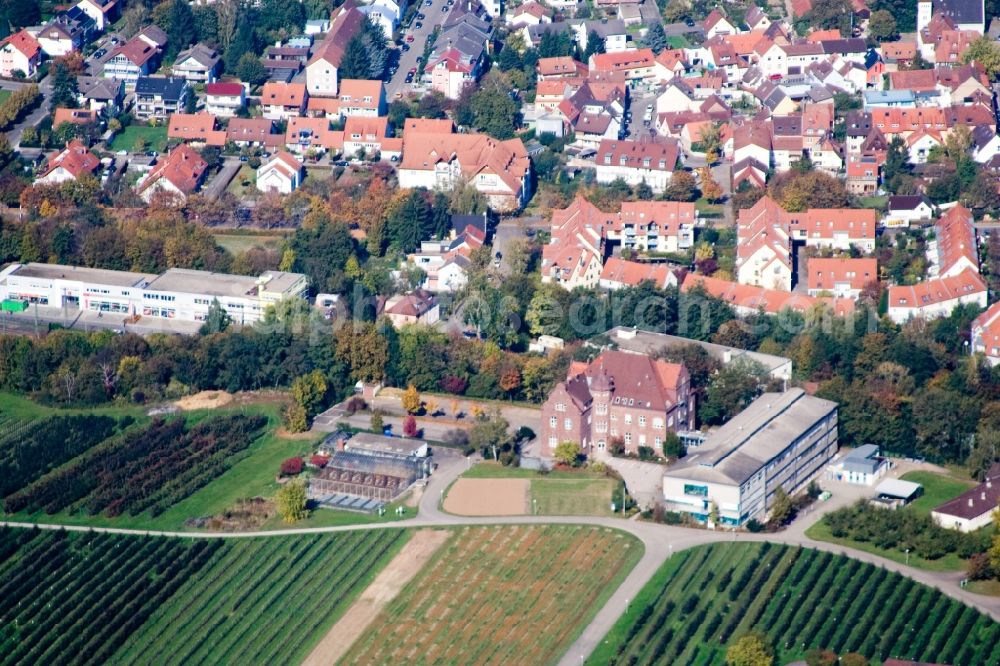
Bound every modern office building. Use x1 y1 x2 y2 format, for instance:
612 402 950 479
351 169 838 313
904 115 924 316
662 388 838 526
0 263 307 325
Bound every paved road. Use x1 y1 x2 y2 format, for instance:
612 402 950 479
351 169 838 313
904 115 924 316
386 0 456 98
5 456 1000 663
492 215 545 275
2 76 53 149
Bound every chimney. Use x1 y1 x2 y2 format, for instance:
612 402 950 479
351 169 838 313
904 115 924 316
969 498 974 508
982 492 987 501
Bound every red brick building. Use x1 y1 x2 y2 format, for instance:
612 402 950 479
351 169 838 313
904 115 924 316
540 350 694 458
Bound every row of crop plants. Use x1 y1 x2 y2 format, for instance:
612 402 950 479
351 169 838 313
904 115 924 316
0 527 221 666
0 415 123 499
591 543 1000 666
4 413 267 517
111 528 408 666
340 525 640 666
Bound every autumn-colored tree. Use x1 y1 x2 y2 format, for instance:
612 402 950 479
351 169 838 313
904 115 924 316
699 167 724 203
276 480 307 523
425 398 439 415
500 365 521 396
403 414 418 437
451 399 461 418
401 384 421 414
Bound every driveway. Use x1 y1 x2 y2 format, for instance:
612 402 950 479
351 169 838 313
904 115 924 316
386 0 456 98
492 215 545 275
3 76 53 149
599 456 666 509
202 158 243 200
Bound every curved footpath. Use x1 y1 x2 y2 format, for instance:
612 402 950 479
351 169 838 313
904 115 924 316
4 457 1000 665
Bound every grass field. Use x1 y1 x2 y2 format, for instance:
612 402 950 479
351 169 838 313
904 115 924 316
900 470 976 515
588 542 1000 666
0 90 11 104
226 164 257 198
212 231 287 255
340 525 643 665
109 125 169 153
0 526 408 666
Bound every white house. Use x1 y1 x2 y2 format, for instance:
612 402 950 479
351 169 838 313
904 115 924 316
0 30 42 78
171 43 220 83
305 4 365 98
34 140 100 186
931 464 1000 532
75 0 118 31
256 151 303 194
592 139 679 193
205 82 245 117
826 445 890 485
885 195 934 227
887 269 988 323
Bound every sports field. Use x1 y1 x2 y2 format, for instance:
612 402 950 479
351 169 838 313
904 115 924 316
339 525 643 665
445 463 616 516
588 542 1000 666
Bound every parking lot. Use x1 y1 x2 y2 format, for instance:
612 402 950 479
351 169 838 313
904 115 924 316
386 0 457 98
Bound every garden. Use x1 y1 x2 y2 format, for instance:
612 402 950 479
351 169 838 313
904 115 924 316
108 125 169 154
587 542 1000 666
0 526 407 666
340 525 642 664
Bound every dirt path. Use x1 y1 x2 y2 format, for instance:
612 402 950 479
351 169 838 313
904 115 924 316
301 529 451 666
442 478 530 516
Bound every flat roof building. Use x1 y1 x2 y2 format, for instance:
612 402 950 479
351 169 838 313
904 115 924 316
0 262 307 325
873 479 923 506
605 327 793 382
827 444 890 485
663 388 838 525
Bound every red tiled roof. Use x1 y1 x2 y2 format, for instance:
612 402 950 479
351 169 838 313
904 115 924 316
206 82 244 96
682 273 856 316
600 258 676 288
1 30 41 60
935 203 977 275
140 144 208 195
167 113 226 146
261 81 307 109
807 257 877 292
40 139 100 180
887 269 987 310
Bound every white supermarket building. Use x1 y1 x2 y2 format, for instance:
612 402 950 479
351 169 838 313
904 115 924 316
0 263 308 325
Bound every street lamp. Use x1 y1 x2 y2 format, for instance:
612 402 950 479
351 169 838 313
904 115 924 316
905 548 910 565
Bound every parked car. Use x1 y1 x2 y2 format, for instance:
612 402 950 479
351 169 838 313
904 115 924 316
414 20 422 27
406 35 415 42
417 12 425 19
93 48 106 58
402 42 410 51
405 73 414 83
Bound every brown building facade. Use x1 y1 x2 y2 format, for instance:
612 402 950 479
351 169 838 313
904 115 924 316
540 350 694 457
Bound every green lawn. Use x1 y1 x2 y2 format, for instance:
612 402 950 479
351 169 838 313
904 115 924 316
226 163 256 197
667 35 689 48
0 90 11 104
805 520 967 572
212 231 287 255
462 461 606 480
900 470 976 516
531 478 615 516
109 125 169 153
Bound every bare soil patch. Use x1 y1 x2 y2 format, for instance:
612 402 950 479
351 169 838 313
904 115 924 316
173 390 234 411
443 478 530 516
301 529 451 666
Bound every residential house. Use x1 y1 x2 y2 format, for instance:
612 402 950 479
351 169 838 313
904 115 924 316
806 257 877 299
745 6 771 31
569 18 628 53
306 3 366 97
53 107 98 127
133 76 187 120
260 81 307 120
589 48 655 83
166 113 226 146
36 12 93 57
592 138 679 193
342 116 402 160
703 9 737 38
736 196 794 291
508 1 551 27
610 201 695 253
75 0 119 31
76 75 124 114
541 196 611 289
540 349 694 457
324 78 386 118
359 0 406 36
931 464 1000 532
135 24 168 50
205 82 245 117
845 154 880 195
382 290 440 327
408 215 486 292
136 144 208 202
971 124 1000 163
428 12 492 99
885 195 934 226
0 30 42 78
599 258 680 290
933 203 979 277
906 128 943 164
398 122 531 212
971 302 1000 366
786 207 878 252
537 56 588 80
682 274 857 318
886 268 988 322
284 116 343 156
227 118 283 149
34 140 100 185
256 151 303 194
171 43 220 83
104 36 161 84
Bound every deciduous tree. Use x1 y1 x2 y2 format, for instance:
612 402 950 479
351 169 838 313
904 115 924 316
276 479 307 522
